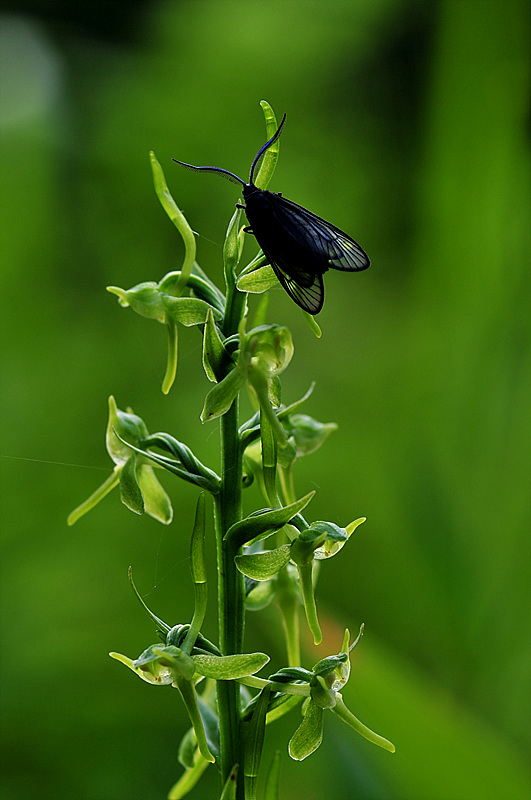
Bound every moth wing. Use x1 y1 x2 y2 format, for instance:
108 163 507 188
270 261 324 315
255 221 325 314
269 196 370 272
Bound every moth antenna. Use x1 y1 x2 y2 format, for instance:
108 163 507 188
249 113 287 185
172 159 245 187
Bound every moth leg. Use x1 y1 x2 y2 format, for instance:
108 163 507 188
243 226 254 235
235 202 245 209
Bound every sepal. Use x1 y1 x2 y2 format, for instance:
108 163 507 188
192 652 269 680
235 545 291 581
162 295 222 326
201 366 246 422
159 269 225 313
106 395 149 465
237 264 278 294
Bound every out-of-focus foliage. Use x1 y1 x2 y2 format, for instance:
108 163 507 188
1 1 529 799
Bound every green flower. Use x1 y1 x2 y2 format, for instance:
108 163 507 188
67 396 172 525
201 323 293 448
107 276 223 395
267 629 395 760
105 154 226 395
110 644 270 765
235 517 366 644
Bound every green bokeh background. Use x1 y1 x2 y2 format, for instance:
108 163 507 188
1 1 529 799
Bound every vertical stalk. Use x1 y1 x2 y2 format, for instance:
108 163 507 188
215 392 246 797
216 206 247 796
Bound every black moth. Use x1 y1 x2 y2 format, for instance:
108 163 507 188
172 115 370 314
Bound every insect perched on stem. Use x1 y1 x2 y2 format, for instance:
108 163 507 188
173 115 370 314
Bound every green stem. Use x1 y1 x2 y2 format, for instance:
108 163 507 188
215 395 246 797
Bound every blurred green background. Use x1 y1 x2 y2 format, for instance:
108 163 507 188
1 1 530 798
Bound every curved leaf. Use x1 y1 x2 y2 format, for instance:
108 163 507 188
225 491 314 548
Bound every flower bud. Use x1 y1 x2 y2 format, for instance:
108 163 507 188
246 325 294 378
284 414 337 458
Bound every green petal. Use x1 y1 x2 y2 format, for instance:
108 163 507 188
119 455 144 515
137 464 173 524
345 516 366 537
223 206 244 274
225 491 314 549
162 295 222 326
193 652 269 680
288 700 324 761
200 368 245 423
237 265 278 294
235 545 291 581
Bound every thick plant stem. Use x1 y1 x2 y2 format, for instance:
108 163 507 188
215 396 245 797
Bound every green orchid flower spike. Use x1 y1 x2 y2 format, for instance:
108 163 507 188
70 100 395 799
